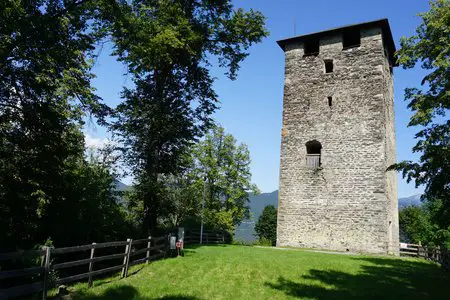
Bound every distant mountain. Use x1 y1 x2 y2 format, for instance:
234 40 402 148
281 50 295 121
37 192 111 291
248 190 278 221
398 194 422 209
113 181 131 204
234 191 422 242
114 180 130 192
234 191 278 242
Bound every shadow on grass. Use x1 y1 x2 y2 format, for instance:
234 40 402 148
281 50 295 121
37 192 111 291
157 296 200 300
128 265 145 277
72 285 147 299
79 265 147 290
72 285 200 300
266 256 449 299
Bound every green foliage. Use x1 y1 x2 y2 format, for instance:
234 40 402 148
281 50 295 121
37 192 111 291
0 0 120 250
109 0 267 234
159 173 201 229
399 202 450 248
255 205 277 246
391 0 449 223
399 206 433 244
0 0 266 250
155 126 259 232
191 126 259 232
257 237 273 247
0 0 109 120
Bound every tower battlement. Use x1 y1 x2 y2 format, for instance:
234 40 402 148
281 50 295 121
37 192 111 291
276 19 399 255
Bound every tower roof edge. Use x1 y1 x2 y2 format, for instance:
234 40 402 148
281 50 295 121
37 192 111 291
277 18 398 66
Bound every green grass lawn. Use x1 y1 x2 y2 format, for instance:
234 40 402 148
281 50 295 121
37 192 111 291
68 245 450 299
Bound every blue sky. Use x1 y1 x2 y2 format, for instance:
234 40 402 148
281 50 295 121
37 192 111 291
85 0 431 198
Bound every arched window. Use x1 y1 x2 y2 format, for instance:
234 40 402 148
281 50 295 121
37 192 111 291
305 140 322 168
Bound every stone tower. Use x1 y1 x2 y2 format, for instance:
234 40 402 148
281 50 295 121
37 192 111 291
276 19 399 255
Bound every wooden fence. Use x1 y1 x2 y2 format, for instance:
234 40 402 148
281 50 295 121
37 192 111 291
0 228 231 299
399 243 449 270
0 236 167 300
184 229 230 245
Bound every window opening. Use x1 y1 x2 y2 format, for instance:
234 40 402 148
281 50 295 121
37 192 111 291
325 60 333 73
327 96 332 107
305 140 322 168
303 37 319 56
342 28 361 49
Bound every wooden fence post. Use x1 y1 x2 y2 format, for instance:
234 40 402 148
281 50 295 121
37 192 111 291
88 243 96 288
42 246 51 300
121 239 132 278
146 236 151 264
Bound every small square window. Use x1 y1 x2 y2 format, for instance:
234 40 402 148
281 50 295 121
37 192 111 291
342 28 360 49
303 37 319 56
325 60 333 73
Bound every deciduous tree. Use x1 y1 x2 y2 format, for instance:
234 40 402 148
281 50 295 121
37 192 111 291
109 0 268 233
191 126 259 231
0 0 117 249
391 0 449 229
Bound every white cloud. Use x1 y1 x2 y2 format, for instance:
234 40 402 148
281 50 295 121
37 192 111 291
84 134 109 149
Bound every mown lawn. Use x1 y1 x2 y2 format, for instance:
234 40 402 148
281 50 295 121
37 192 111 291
68 245 449 299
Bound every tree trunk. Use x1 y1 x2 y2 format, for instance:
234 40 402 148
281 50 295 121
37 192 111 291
142 183 159 235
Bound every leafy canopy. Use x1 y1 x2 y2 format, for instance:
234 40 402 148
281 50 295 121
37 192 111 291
392 0 449 214
109 0 267 233
193 127 259 231
0 0 128 250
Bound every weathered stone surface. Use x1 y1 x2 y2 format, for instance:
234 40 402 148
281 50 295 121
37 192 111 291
277 24 399 255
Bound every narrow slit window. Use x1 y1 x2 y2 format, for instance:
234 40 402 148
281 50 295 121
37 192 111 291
303 37 319 56
325 60 333 73
342 28 361 49
327 96 332 107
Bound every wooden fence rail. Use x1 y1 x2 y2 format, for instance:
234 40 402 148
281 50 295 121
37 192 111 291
0 235 168 300
399 243 449 270
184 229 229 245
1 228 230 299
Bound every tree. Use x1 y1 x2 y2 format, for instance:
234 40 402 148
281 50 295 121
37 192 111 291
191 126 259 232
255 205 277 246
399 206 433 244
0 0 109 120
159 173 201 229
0 1 120 250
391 0 449 229
109 0 268 234
399 202 450 248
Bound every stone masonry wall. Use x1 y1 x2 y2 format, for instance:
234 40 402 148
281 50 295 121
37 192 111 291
382 40 399 255
277 26 399 254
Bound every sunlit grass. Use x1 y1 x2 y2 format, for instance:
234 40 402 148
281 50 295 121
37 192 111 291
67 245 449 299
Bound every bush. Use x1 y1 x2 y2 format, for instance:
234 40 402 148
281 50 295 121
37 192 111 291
257 237 273 246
